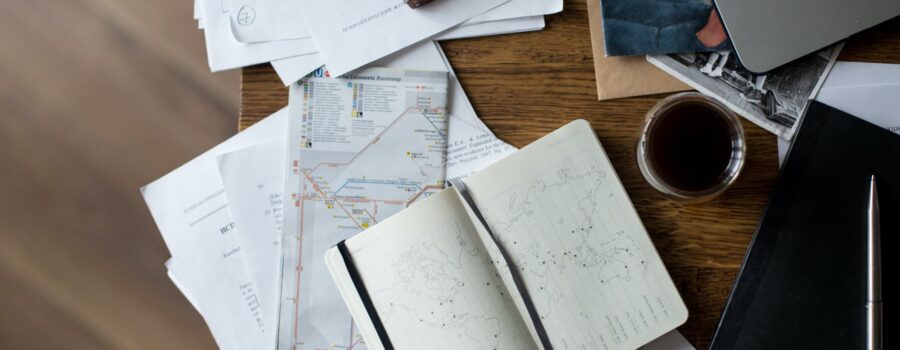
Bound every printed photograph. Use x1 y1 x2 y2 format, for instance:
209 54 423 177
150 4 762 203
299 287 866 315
647 45 842 140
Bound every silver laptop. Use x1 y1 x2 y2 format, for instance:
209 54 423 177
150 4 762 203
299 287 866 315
715 0 900 73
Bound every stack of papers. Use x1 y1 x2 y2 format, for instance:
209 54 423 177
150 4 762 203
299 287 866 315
148 2 700 349
194 0 562 85
144 51 517 347
180 0 571 346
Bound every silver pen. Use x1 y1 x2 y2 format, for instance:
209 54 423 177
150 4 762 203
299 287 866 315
867 175 882 350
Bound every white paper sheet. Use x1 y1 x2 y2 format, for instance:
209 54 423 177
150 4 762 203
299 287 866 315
813 61 900 89
270 15 547 86
271 53 325 86
216 137 287 348
225 0 311 43
777 62 900 163
142 109 286 350
463 0 562 26
165 259 202 313
437 46 519 180
299 0 509 76
641 330 695 350
436 15 545 41
194 0 204 28
198 0 317 71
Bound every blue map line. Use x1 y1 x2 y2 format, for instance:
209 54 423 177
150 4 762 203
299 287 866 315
332 178 423 195
418 110 447 141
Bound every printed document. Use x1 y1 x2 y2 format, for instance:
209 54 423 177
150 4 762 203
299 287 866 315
298 0 509 76
142 109 287 350
217 136 287 347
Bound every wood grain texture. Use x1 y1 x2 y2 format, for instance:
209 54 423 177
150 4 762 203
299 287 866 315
240 1 900 348
0 0 237 348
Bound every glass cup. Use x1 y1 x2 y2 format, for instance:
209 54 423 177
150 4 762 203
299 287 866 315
636 92 746 201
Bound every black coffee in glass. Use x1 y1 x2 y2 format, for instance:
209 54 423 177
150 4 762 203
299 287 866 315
647 102 734 191
637 93 746 201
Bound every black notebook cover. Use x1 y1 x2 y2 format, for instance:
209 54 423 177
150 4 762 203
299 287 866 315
709 101 898 349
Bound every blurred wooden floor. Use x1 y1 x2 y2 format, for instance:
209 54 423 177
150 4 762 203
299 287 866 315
0 0 234 348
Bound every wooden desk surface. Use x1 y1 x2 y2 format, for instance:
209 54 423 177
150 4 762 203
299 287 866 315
239 1 900 347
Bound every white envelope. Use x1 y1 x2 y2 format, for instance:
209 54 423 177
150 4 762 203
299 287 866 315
463 0 562 25
197 0 317 71
436 15 545 41
270 15 548 86
225 0 311 43
299 0 509 76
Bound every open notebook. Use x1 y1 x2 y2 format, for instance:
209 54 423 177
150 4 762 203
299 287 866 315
325 120 688 350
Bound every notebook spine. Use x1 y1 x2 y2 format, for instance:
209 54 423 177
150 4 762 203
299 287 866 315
449 179 554 350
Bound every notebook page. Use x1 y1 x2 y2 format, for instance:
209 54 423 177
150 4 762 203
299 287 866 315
343 188 538 350
463 120 688 349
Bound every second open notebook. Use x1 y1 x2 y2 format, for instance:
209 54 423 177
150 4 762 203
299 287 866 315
325 120 688 350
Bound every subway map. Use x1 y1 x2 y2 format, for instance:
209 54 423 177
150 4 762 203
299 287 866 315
277 69 449 350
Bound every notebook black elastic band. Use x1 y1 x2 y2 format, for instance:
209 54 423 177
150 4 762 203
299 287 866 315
450 179 554 350
337 240 395 350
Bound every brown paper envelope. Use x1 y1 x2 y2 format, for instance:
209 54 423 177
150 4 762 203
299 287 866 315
587 0 691 100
